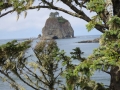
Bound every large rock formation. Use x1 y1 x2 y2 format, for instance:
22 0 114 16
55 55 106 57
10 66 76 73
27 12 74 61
41 12 74 40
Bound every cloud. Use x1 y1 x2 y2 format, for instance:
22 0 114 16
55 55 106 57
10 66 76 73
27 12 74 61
0 10 53 32
0 3 101 39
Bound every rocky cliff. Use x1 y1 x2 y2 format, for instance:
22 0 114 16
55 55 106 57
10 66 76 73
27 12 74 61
41 12 74 40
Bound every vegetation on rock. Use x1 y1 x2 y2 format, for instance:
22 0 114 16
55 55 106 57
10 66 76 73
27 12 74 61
57 17 68 23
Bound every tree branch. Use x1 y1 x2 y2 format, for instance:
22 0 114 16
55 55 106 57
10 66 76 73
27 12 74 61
74 0 87 8
0 9 15 18
24 66 49 86
0 70 16 83
60 0 90 21
13 67 46 90
0 2 106 33
102 69 111 74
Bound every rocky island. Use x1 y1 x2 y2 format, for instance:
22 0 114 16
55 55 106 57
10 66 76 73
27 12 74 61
77 38 99 43
41 12 74 40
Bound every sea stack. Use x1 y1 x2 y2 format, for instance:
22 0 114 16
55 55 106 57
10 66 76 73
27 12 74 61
41 12 74 40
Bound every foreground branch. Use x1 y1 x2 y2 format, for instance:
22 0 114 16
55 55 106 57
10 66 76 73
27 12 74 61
0 3 105 33
0 9 15 18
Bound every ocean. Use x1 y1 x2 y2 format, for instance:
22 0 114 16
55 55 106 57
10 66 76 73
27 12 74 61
0 35 110 90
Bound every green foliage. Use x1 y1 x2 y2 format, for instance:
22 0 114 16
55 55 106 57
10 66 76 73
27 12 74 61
70 47 85 61
71 14 120 90
107 16 120 30
0 37 115 90
0 40 79 90
108 16 120 25
33 40 93 90
86 0 105 13
57 16 68 23
86 15 102 31
86 0 105 32
86 21 96 31
85 15 120 90
0 39 31 65
0 0 35 20
0 39 31 90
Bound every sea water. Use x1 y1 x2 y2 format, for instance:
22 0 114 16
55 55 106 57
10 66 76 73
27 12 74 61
0 35 110 90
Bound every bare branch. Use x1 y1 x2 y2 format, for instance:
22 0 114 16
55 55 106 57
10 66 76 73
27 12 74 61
13 68 46 90
24 66 49 86
0 1 105 33
54 68 63 81
74 0 86 8
0 9 15 18
60 0 90 21
102 69 111 74
0 70 16 83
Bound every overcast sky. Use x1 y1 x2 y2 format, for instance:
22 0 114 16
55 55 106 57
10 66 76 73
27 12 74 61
0 2 102 39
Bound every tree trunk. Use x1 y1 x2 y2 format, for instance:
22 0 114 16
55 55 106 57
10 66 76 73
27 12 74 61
110 66 120 90
49 63 54 90
112 0 120 17
49 84 54 90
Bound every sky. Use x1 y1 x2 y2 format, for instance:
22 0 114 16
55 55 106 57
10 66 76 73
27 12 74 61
0 2 102 39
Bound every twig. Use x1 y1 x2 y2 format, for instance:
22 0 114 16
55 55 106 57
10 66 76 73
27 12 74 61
0 9 15 18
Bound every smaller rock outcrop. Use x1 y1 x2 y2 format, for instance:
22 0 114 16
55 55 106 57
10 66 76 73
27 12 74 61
41 12 74 40
38 34 41 38
77 38 99 43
